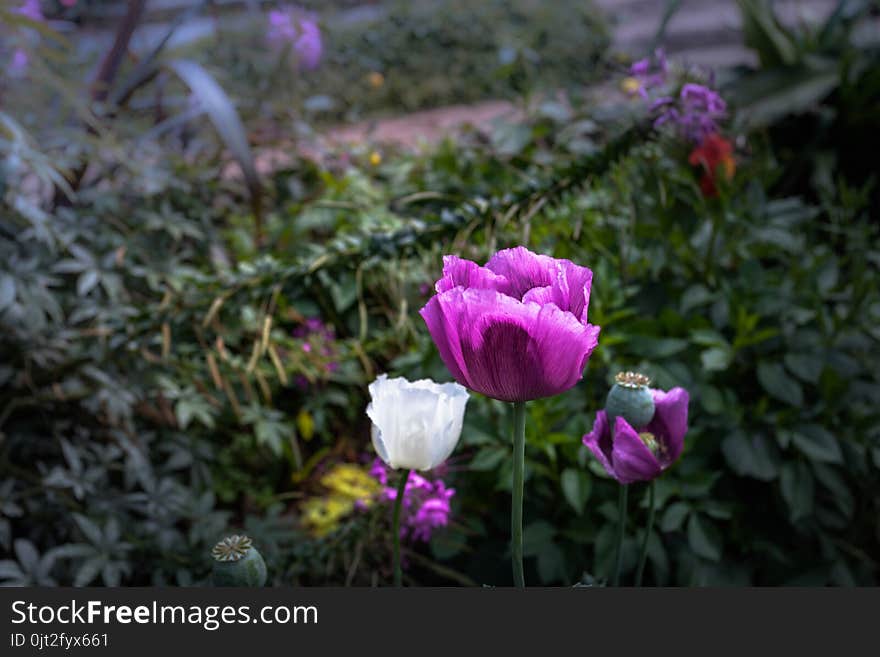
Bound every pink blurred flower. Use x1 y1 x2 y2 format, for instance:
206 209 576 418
266 8 323 70
10 49 29 76
17 0 43 21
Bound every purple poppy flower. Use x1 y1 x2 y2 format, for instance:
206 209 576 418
420 247 600 403
582 387 689 484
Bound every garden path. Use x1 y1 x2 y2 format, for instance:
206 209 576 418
249 0 839 170
73 0 839 168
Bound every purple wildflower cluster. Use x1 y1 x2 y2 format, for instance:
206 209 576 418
629 48 668 98
625 49 727 144
267 7 323 70
651 83 727 143
292 316 339 388
369 459 455 542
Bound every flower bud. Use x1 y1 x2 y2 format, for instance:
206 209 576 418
211 535 267 587
605 371 655 430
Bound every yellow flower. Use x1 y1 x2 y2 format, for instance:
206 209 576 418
296 408 315 441
367 71 385 88
369 151 382 166
620 76 642 97
321 463 381 505
301 495 355 537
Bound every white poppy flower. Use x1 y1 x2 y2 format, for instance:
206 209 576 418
366 374 469 471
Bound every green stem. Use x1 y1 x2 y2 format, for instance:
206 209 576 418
612 484 628 586
634 480 656 587
511 401 527 588
703 206 723 279
392 469 411 587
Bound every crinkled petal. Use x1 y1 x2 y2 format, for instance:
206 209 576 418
582 410 616 479
551 260 594 324
435 255 510 294
422 288 597 401
419 292 470 385
485 246 556 299
610 417 663 484
366 374 468 471
646 387 689 467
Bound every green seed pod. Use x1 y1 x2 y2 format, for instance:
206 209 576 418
211 535 267 587
605 371 655 431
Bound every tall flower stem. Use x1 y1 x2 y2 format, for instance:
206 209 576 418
511 401 527 588
392 469 411 587
634 480 656 587
612 484 628 586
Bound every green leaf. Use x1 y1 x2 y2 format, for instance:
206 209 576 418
680 284 714 314
757 361 804 406
626 336 688 358
811 463 853 519
165 60 263 236
734 64 839 128
784 353 823 384
77 270 100 297
687 514 722 562
469 447 507 471
701 347 732 372
780 461 814 522
791 424 843 463
660 501 690 532
560 468 591 515
722 431 779 481
522 521 555 557
536 543 566 584
736 0 799 67
0 274 15 311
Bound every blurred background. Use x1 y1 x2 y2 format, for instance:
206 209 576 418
1 0 878 586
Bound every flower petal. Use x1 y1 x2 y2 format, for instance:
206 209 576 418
485 246 556 299
646 387 689 466
528 302 599 396
550 259 594 324
428 288 598 401
366 374 468 471
610 417 663 484
419 291 470 386
582 410 617 479
435 255 510 294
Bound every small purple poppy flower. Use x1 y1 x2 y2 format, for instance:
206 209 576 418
420 247 600 403
582 387 689 484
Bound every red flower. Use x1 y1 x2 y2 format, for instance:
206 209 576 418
689 133 735 197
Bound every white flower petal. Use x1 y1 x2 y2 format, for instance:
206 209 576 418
366 374 469 471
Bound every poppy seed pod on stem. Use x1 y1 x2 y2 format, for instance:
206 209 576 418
584 379 689 586
605 371 655 430
211 535 267 587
